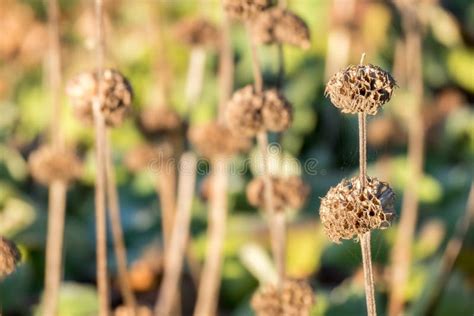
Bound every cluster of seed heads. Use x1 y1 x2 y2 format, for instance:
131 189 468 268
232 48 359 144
125 142 174 172
28 145 82 186
223 0 271 20
188 121 251 159
252 7 310 49
137 106 182 140
226 85 293 137
251 279 315 316
66 68 133 127
247 175 309 212
325 64 396 115
0 236 21 278
319 176 395 243
174 17 219 48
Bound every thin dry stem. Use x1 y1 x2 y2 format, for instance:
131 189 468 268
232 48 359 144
185 48 207 108
104 133 137 312
42 180 67 316
246 24 263 93
358 112 367 188
360 232 376 316
154 153 197 316
218 13 234 123
193 159 229 316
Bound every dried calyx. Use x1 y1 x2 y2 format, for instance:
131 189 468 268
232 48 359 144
223 0 271 20
252 7 310 49
251 278 315 316
0 236 21 278
325 64 396 115
137 106 182 139
174 17 219 48
188 121 251 159
226 85 292 137
29 145 82 186
66 68 133 127
319 176 395 243
247 175 309 212
124 142 174 172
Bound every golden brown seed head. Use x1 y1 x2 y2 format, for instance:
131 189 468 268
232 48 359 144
174 17 219 48
319 176 395 243
325 64 396 115
28 146 82 186
66 68 133 127
137 106 182 139
223 0 272 21
188 121 251 159
114 305 153 316
0 236 21 278
253 8 310 49
251 279 315 316
124 142 174 172
261 89 293 132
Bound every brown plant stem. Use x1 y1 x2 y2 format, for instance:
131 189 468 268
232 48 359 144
185 47 207 108
42 180 67 316
218 13 234 123
104 133 137 313
193 159 229 316
154 153 197 316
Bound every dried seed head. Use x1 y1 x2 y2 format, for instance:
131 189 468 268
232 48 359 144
66 68 133 127
124 143 174 172
174 17 219 48
114 305 153 316
253 8 310 49
251 279 315 316
138 106 182 139
0 236 21 278
223 0 271 20
28 146 82 186
319 176 395 243
261 89 293 132
246 176 309 212
325 64 396 115
189 122 251 159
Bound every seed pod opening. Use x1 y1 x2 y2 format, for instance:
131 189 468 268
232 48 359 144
137 106 182 140
66 68 133 127
28 146 82 186
174 17 219 48
251 278 315 316
319 176 395 243
0 236 21 278
325 64 396 115
223 0 271 21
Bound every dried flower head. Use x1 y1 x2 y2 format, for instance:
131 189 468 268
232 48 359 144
223 0 271 20
247 176 309 212
319 176 395 243
251 279 315 316
28 146 82 186
124 143 174 172
325 64 396 115
261 89 293 132
174 17 219 48
253 8 310 49
0 236 21 278
114 305 153 316
66 68 133 127
138 106 182 139
189 122 251 159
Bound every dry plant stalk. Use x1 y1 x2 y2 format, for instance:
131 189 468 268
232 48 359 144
388 2 425 315
154 153 197 316
218 14 234 123
185 47 206 107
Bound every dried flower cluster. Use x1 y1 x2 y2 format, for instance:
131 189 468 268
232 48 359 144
188 122 251 159
124 142 174 172
319 176 395 243
28 146 82 186
66 68 133 127
252 7 310 49
247 175 309 212
223 0 271 20
114 305 153 316
325 64 396 115
226 85 292 136
0 236 21 278
138 106 182 139
251 279 315 316
174 17 219 48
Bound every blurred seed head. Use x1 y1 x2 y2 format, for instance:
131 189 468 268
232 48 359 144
0 236 21 278
223 0 272 21
251 278 315 316
174 17 220 48
28 146 82 186
124 142 174 172
137 106 183 140
261 89 293 132
319 176 395 243
325 64 396 115
66 68 133 127
114 305 153 316
253 7 310 49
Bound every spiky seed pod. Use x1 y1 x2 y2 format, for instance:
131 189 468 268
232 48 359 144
325 64 396 115
319 176 395 243
251 279 315 316
223 0 271 21
174 17 219 48
261 89 293 132
226 85 265 137
124 143 174 172
137 106 182 139
66 68 133 127
247 176 309 212
188 122 251 159
252 7 310 49
114 305 153 316
0 236 21 278
28 146 82 186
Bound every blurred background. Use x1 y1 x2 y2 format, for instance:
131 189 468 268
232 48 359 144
0 0 473 315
